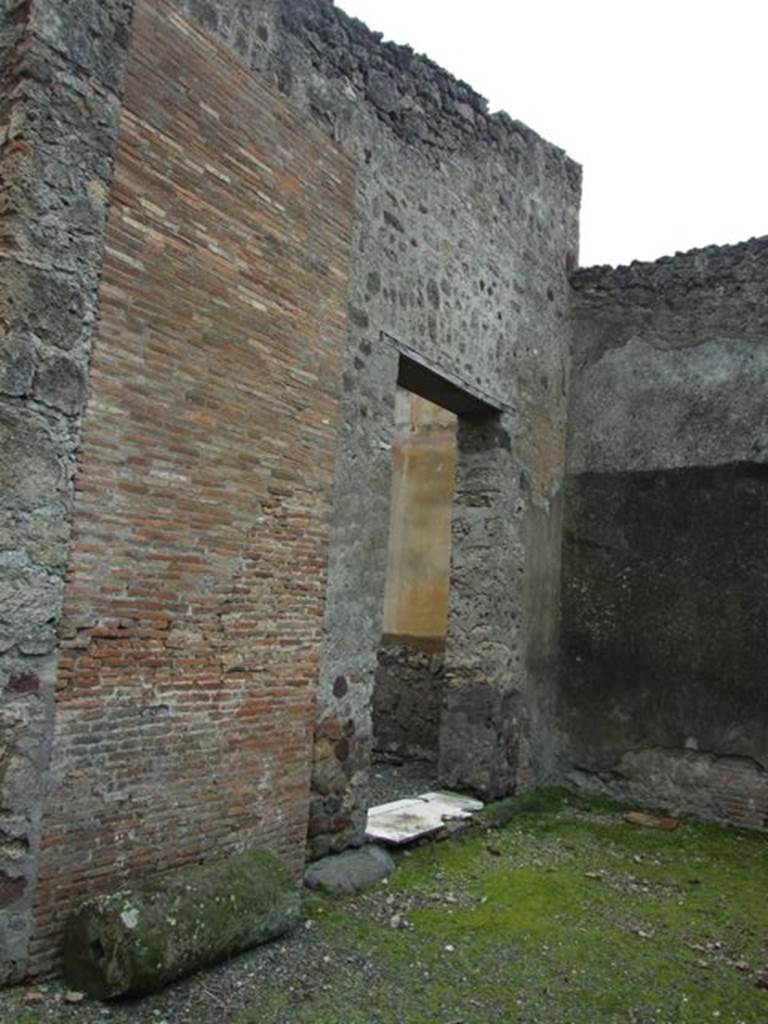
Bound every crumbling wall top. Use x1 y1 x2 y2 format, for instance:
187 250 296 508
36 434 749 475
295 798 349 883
569 235 768 361
572 234 768 294
276 0 580 186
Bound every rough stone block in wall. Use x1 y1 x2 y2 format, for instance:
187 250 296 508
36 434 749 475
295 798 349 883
373 641 445 763
27 0 354 976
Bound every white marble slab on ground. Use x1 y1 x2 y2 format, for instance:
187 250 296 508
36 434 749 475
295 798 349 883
365 790 484 846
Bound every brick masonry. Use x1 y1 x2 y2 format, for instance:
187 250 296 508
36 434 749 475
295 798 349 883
26 0 354 975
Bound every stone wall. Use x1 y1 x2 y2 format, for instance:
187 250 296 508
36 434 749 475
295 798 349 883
562 238 768 828
221 0 579 853
1 0 580 979
373 641 444 764
0 0 132 985
3 0 764 989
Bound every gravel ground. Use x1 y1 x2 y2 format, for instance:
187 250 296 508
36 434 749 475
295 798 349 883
2 758 440 1024
3 909 362 1024
368 755 438 807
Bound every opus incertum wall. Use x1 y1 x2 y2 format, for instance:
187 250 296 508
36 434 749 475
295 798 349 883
0 0 136 982
1 0 355 979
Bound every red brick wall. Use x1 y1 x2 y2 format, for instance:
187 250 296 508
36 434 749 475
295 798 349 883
30 0 354 972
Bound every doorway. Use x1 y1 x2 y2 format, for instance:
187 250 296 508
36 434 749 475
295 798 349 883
368 346 514 809
308 338 520 858
370 386 458 803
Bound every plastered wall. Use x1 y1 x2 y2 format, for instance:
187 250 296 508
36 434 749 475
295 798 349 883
562 239 768 827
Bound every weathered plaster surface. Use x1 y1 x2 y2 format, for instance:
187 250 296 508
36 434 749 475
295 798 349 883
562 239 768 825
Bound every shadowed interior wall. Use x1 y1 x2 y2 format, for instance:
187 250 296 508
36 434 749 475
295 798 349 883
562 239 768 828
28 0 354 973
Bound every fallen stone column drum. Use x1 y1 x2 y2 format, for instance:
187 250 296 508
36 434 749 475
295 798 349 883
62 850 300 999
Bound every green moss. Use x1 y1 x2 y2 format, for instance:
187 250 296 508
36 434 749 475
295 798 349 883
237 800 768 1023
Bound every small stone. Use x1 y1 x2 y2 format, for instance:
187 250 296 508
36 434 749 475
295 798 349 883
624 811 679 831
64 990 86 1003
304 845 395 895
23 990 46 1003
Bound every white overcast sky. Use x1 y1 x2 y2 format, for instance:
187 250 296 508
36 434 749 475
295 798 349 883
336 0 768 268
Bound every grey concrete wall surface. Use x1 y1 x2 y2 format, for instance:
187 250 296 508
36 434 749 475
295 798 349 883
562 238 768 826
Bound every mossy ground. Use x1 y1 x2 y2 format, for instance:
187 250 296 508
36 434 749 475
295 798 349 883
3 791 766 1024
238 790 767 1024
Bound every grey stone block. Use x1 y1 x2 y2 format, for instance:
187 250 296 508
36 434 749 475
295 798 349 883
34 355 87 415
0 406 65 512
303 844 395 895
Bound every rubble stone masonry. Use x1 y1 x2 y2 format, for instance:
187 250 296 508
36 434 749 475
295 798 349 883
0 0 134 983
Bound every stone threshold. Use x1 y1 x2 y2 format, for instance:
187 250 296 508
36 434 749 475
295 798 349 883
365 791 484 846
